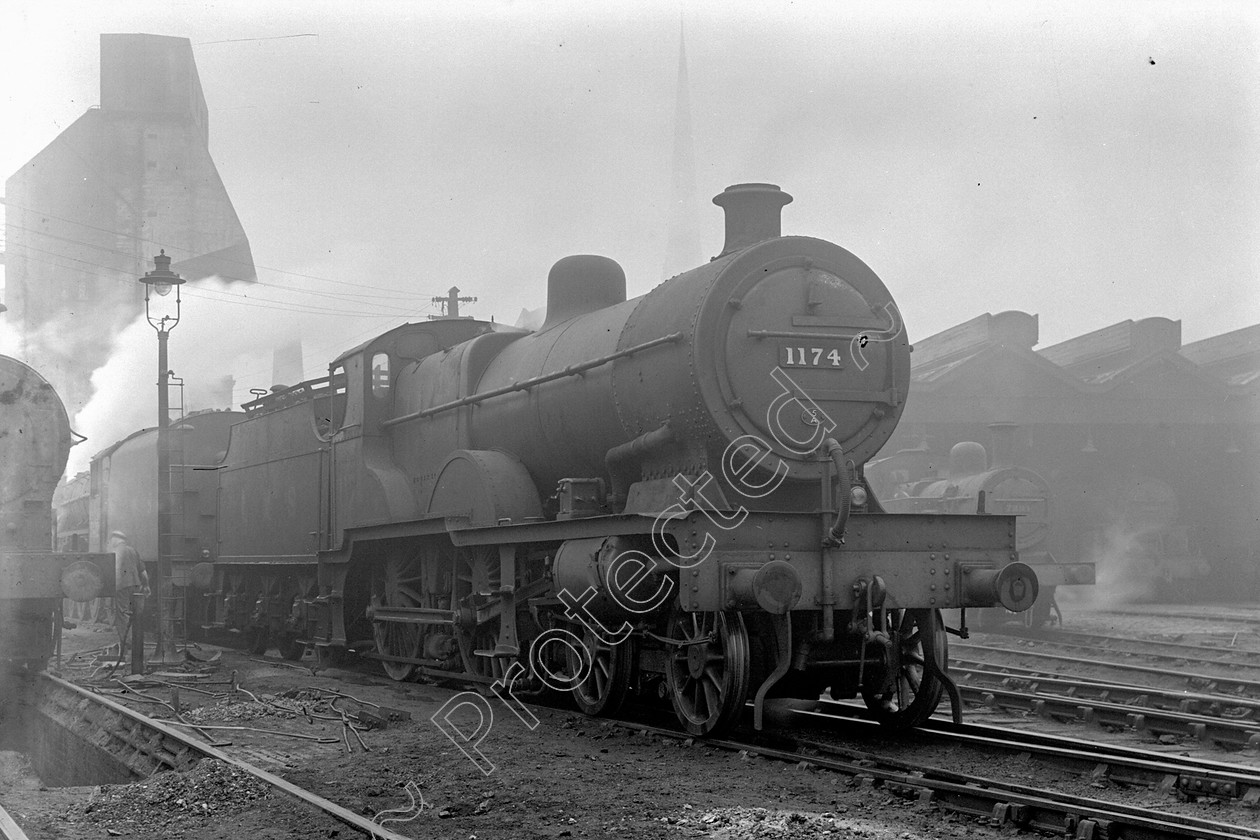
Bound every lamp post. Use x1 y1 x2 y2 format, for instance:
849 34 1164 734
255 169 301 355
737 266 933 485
139 250 186 663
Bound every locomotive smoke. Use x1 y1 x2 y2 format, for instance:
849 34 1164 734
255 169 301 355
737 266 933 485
1061 522 1158 607
1 294 138 418
63 276 345 477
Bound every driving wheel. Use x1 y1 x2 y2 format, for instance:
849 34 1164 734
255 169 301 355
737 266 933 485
371 551 425 681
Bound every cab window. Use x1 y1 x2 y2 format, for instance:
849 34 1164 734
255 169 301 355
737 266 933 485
370 353 391 398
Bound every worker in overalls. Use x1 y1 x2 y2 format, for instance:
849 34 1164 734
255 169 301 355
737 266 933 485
110 531 150 655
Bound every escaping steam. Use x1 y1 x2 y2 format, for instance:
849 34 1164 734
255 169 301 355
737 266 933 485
63 275 378 477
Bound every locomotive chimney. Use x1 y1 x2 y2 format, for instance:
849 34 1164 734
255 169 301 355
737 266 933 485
713 183 793 258
988 422 1018 469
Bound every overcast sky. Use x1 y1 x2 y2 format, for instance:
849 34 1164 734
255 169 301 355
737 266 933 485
3 0 1258 388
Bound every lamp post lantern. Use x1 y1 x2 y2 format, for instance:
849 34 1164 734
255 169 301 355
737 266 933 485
139 250 186 664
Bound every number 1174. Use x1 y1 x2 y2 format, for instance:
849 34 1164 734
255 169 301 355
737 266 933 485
781 346 845 368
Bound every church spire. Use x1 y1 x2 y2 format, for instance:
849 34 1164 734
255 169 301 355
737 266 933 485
663 21 702 277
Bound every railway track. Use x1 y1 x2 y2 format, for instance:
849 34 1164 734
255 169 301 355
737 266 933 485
0 802 30 840
611 709 1260 840
980 629 1260 669
44 636 1260 839
954 662 1260 719
13 674 413 840
1093 608 1260 627
955 640 1260 696
806 700 1260 806
952 664 1260 750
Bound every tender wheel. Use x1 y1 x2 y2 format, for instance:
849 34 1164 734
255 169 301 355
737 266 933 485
279 634 306 661
569 625 633 717
315 645 349 669
247 574 281 654
861 608 946 728
372 552 425 681
222 571 249 629
246 625 270 655
279 575 316 660
664 604 750 737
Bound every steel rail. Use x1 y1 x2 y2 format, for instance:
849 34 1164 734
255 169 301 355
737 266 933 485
995 627 1260 661
954 662 1260 719
36 675 412 840
957 682 1260 750
954 641 1260 696
609 718 1260 840
808 700 1260 805
0 802 30 840
977 630 1260 668
1091 607 1260 626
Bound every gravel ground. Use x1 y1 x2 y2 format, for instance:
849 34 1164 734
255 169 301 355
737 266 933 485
11 623 1026 840
8 610 1257 840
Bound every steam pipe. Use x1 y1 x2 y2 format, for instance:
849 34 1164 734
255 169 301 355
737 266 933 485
822 438 851 547
605 424 675 505
820 437 851 641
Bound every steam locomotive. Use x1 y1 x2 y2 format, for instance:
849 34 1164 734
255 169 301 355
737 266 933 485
0 354 114 671
866 440 1094 628
71 185 1040 735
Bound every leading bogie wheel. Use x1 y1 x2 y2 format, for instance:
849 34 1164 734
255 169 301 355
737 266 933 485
569 625 634 717
859 607 946 728
664 603 750 737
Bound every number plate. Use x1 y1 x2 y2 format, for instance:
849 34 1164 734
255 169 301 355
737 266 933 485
779 345 846 368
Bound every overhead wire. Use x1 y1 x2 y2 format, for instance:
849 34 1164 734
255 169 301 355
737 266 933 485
12 243 430 318
1 195 484 396
9 243 446 388
11 241 433 319
11 242 417 395
2 198 447 300
6 218 434 304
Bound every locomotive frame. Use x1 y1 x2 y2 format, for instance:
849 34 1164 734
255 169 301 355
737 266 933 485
197 184 1038 736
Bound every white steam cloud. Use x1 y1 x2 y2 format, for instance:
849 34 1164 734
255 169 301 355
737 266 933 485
64 275 379 476
1056 520 1211 608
